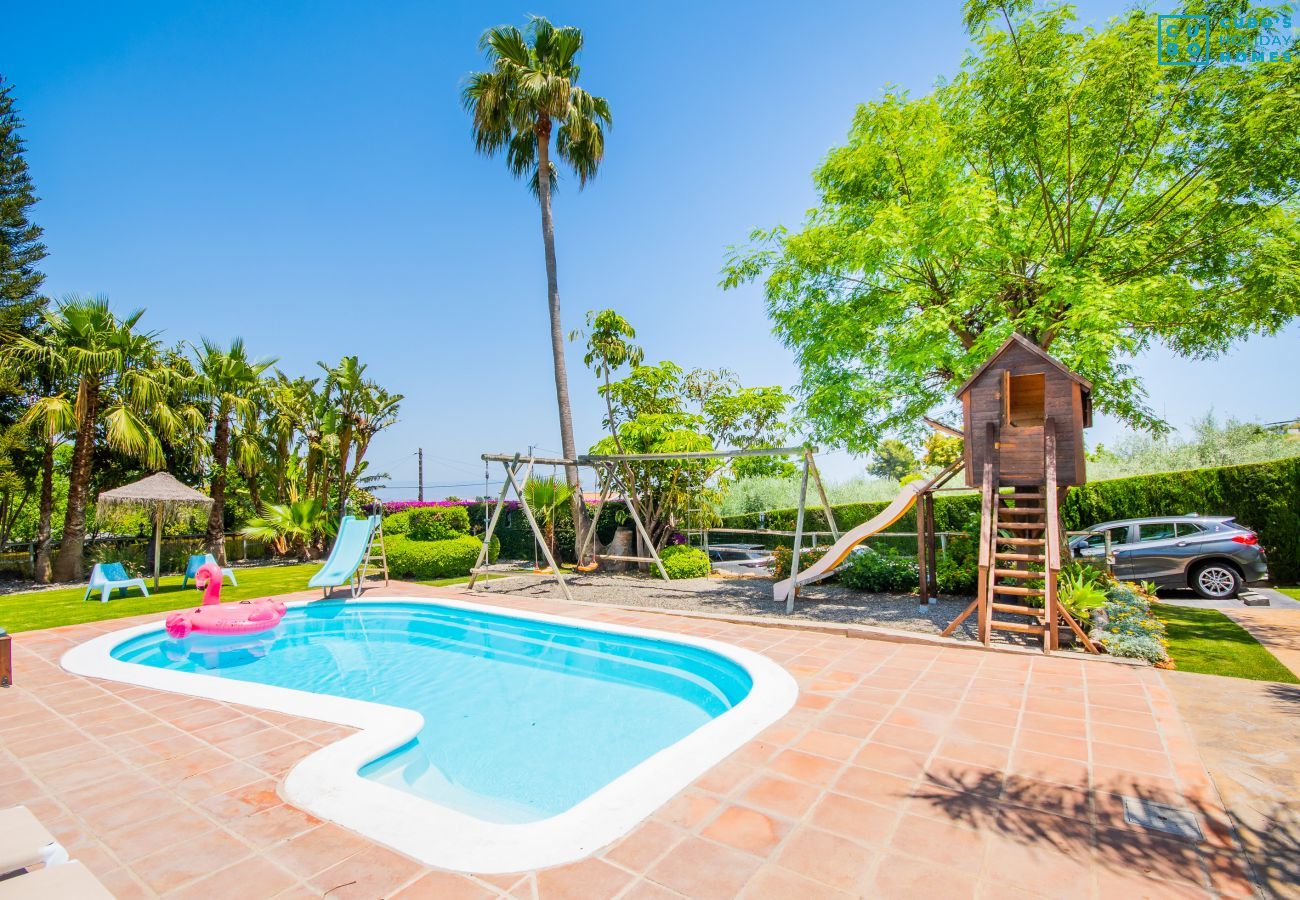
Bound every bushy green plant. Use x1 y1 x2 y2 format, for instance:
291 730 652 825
386 533 488 580
408 506 471 541
1089 582 1169 663
772 544 835 580
384 509 413 535
935 526 979 595
840 546 918 593
660 544 711 579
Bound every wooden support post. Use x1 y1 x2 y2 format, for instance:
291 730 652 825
977 422 999 645
503 459 574 602
607 465 671 582
785 455 811 615
467 456 520 590
0 629 10 687
807 451 839 541
916 491 930 606
925 493 937 601
1043 420 1059 653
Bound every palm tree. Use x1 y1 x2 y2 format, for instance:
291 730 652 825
19 392 73 583
241 498 329 560
464 15 610 547
522 475 574 563
193 338 276 563
9 296 171 580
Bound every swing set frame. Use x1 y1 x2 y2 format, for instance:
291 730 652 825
466 446 836 602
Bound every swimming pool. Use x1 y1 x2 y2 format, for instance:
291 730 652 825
63 597 796 872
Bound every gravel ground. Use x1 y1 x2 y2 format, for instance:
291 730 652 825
474 569 988 641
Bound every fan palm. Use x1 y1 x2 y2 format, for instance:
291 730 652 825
193 338 276 563
464 15 610 546
241 498 330 560
9 296 173 580
522 475 575 561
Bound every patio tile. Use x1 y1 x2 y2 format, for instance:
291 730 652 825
534 856 634 899
306 842 425 899
647 837 762 900
132 829 252 894
869 853 978 899
888 813 987 869
276 824 368 878
163 855 298 900
775 825 877 891
393 870 501 899
740 774 821 819
807 792 899 847
739 866 855 900
700 804 790 856
770 749 842 786
653 788 720 830
603 820 681 870
102 807 219 861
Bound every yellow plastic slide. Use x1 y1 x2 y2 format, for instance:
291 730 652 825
772 481 923 602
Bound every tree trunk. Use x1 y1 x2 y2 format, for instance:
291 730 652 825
205 411 230 564
51 379 98 582
535 123 589 550
33 442 53 583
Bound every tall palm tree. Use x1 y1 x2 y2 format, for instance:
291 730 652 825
193 338 276 563
464 15 610 545
19 391 73 583
9 296 171 580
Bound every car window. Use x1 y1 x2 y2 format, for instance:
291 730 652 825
1138 522 1177 542
1175 522 1204 537
1082 527 1129 548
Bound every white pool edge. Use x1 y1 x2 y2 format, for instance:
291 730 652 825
61 594 798 873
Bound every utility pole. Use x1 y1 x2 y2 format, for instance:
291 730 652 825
417 448 424 502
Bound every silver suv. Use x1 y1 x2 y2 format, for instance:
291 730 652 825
1069 515 1268 599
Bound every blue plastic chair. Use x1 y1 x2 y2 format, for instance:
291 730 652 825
84 562 149 603
181 553 238 589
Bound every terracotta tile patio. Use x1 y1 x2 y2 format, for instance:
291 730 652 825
0 583 1257 898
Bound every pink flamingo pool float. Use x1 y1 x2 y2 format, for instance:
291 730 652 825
165 562 285 639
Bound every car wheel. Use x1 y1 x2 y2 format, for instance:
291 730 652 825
1191 562 1241 600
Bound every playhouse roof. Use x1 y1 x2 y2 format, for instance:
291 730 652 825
954 333 1093 398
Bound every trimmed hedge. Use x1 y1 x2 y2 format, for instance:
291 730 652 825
385 534 498 580
1058 457 1300 584
660 545 711 579
409 505 471 541
724 457 1300 584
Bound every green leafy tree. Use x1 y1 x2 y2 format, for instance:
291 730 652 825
724 1 1300 451
10 297 174 580
241 498 329 560
868 438 917 481
0 76 46 340
923 433 963 468
193 338 275 563
464 16 611 544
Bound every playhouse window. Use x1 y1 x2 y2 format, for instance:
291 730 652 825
1005 372 1045 427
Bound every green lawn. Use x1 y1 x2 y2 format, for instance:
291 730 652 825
1276 586 1300 602
1154 603 1300 683
0 564 490 633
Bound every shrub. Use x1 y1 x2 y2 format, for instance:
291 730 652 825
840 546 918 593
409 506 471 541
660 545 711 579
384 509 413 535
1088 581 1170 663
386 534 486 580
772 544 836 580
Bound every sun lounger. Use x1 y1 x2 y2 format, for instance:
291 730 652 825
181 553 238 588
0 806 68 877
0 861 113 899
82 562 149 603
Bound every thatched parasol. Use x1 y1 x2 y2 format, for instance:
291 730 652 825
96 472 212 588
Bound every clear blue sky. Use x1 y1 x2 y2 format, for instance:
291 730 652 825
5 0 1297 497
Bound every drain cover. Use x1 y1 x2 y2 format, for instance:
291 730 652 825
1122 796 1204 841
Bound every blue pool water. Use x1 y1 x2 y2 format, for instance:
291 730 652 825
111 601 752 824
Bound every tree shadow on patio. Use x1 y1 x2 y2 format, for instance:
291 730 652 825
912 767 1255 893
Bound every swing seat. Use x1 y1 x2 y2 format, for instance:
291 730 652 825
576 561 600 573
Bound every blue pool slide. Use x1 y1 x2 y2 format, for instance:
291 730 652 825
309 515 381 595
